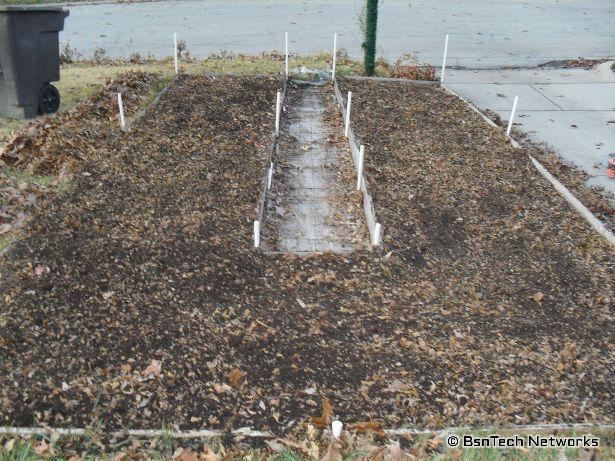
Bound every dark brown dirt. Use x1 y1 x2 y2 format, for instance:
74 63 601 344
0 75 612 434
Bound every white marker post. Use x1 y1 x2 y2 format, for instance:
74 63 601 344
506 96 519 136
173 32 179 75
331 420 343 439
285 32 289 78
440 34 449 83
373 223 382 246
275 91 282 136
253 220 261 248
331 32 337 81
267 162 274 189
357 145 365 190
344 91 352 137
117 93 125 130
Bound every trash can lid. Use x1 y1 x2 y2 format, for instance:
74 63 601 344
0 5 69 13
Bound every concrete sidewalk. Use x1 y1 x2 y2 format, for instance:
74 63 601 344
446 62 615 198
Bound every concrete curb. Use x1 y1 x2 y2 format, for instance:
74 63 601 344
441 83 614 246
0 426 271 439
529 155 615 246
1 422 613 440
333 80 380 246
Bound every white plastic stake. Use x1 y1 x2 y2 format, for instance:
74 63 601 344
253 220 260 248
332 32 337 81
267 162 274 189
440 34 449 83
285 32 289 78
173 33 179 75
373 223 382 246
117 93 125 130
331 420 343 439
344 91 352 137
275 91 281 135
357 145 365 190
506 96 519 136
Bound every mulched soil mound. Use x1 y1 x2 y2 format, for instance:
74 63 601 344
0 72 164 177
0 72 164 249
0 75 613 434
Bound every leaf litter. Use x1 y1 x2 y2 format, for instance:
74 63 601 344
0 75 612 436
0 72 165 249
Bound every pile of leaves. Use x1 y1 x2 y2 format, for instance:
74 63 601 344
375 56 437 81
390 59 437 81
539 58 609 69
0 171 55 249
0 75 612 434
0 71 164 177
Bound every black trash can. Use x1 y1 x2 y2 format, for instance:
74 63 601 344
0 6 69 119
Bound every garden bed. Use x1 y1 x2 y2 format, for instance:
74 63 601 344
0 72 165 252
0 75 612 435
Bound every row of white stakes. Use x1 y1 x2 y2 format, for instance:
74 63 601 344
119 32 519 136
255 86 383 249
253 90 283 248
343 91 382 247
117 33 518 247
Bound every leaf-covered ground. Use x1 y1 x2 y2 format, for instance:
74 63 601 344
0 72 165 249
482 109 615 231
0 76 613 434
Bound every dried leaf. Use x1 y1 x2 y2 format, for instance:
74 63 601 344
228 368 246 389
311 397 332 426
141 360 161 377
532 292 544 302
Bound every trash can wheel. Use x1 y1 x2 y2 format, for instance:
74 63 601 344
38 83 60 115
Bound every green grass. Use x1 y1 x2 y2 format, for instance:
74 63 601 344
0 236 13 252
4 168 55 186
2 427 613 461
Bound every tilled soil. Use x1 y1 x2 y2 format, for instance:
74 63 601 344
0 75 613 433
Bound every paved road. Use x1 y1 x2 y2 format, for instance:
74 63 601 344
447 62 615 199
61 0 614 67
